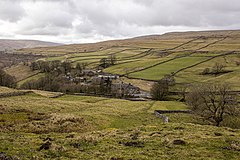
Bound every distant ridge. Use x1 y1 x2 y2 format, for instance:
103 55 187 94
6 29 240 54
0 39 62 51
131 29 240 40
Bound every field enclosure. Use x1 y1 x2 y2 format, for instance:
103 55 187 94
9 30 240 90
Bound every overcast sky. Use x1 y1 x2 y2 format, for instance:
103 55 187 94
0 0 240 44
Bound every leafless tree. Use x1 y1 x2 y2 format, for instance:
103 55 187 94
212 63 225 74
186 83 239 126
151 80 169 100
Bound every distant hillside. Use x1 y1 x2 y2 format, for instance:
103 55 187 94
132 30 240 40
12 29 240 90
0 39 62 51
16 29 240 55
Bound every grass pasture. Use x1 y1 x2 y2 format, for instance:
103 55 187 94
4 64 40 82
0 90 239 159
17 73 45 88
175 54 240 89
104 59 162 75
129 56 208 80
0 86 18 94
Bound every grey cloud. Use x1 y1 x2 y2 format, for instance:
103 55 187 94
0 1 25 22
0 0 240 43
15 0 75 35
70 0 240 38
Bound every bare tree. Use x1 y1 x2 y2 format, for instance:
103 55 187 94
212 63 225 74
109 54 117 65
186 83 239 126
99 58 109 68
150 80 169 100
0 69 16 88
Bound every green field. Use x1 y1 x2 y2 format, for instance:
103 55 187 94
129 56 208 80
175 54 240 89
0 90 240 159
17 73 46 88
104 59 161 75
4 64 40 82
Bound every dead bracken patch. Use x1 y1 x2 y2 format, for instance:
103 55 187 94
174 126 185 130
214 132 223 136
0 152 17 160
149 131 161 136
223 141 240 151
28 113 50 121
39 141 52 151
110 157 124 160
172 139 186 145
122 141 144 147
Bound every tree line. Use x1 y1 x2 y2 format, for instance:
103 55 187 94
0 69 16 88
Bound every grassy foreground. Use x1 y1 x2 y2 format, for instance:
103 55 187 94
0 89 240 159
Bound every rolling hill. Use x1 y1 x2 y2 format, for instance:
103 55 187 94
0 39 62 51
12 30 240 90
1 30 240 159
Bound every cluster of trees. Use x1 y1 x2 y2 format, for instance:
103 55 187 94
75 63 87 76
0 69 16 88
99 54 117 68
30 60 72 74
21 74 63 92
30 60 87 76
202 63 227 75
20 73 130 98
23 59 135 97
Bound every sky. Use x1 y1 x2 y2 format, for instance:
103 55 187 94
0 0 240 44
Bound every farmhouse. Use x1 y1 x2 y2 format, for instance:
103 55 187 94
83 70 96 77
